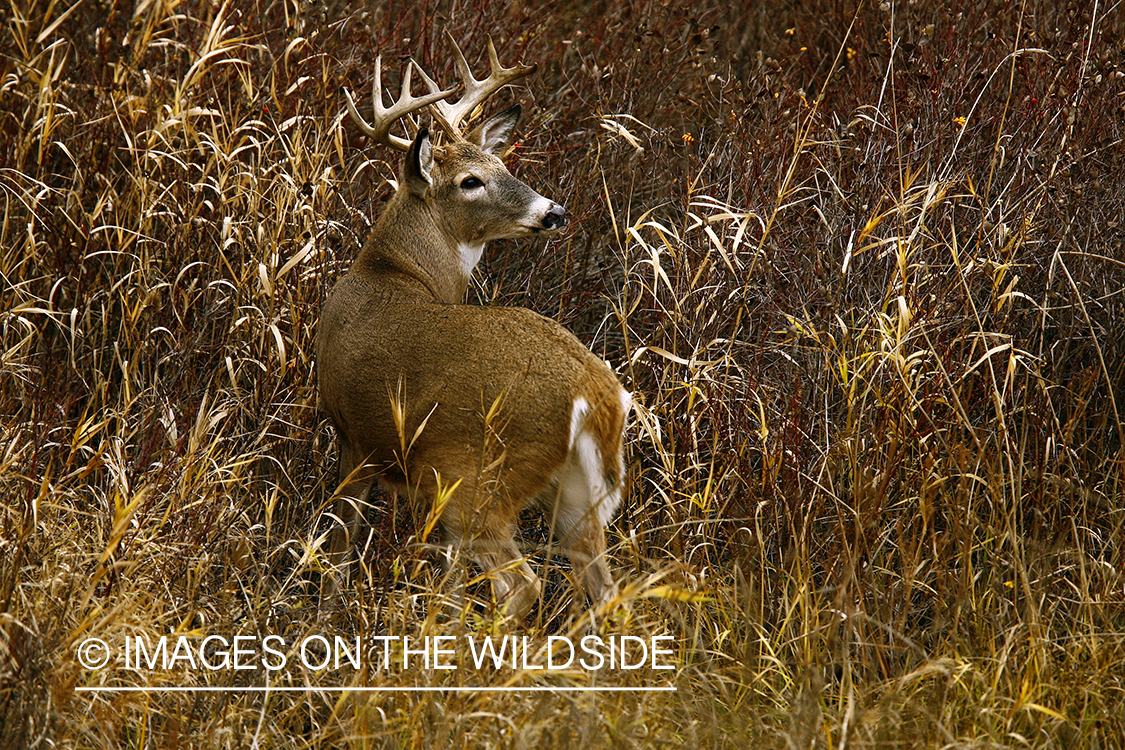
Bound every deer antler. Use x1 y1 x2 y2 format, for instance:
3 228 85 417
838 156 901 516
413 31 536 138
344 56 456 152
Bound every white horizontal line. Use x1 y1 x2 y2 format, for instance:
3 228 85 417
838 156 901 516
77 686 676 693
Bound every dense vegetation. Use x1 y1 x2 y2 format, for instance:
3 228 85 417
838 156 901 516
2 0 1123 746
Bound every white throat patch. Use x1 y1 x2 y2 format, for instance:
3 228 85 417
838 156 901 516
457 241 485 276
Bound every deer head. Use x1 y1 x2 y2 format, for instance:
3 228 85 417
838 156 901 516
344 33 565 252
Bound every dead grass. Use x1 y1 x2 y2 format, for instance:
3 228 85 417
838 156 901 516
2 0 1124 747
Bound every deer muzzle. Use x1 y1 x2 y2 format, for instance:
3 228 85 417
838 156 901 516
541 203 567 231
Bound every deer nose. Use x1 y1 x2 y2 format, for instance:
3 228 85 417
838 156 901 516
542 204 567 231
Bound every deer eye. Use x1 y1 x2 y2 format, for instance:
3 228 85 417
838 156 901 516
460 176 484 190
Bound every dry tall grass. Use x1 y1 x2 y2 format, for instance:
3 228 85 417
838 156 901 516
2 0 1123 747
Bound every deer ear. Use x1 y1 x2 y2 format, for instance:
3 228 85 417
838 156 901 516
404 128 433 195
467 104 521 155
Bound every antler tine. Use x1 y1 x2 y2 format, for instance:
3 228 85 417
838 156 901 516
345 56 456 152
430 31 537 136
411 59 458 137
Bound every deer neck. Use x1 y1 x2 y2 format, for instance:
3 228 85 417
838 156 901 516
357 190 479 304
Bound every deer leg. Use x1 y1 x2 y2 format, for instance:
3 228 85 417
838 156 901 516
432 522 471 615
442 514 540 621
554 508 617 609
324 438 374 599
552 441 621 610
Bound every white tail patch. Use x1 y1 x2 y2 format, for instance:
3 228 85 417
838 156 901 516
568 397 589 450
619 388 633 426
557 396 622 530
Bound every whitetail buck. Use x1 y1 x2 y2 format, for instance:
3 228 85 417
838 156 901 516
317 34 630 620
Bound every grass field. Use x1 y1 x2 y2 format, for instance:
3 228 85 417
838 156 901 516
2 0 1124 746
